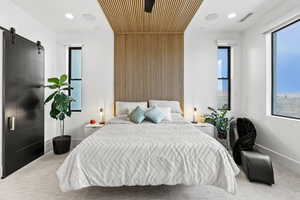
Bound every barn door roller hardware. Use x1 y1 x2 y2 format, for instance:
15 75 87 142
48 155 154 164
10 27 16 44
36 41 42 54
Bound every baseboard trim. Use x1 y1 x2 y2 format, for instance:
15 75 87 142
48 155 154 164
256 144 300 175
45 138 82 154
45 139 53 154
71 139 82 149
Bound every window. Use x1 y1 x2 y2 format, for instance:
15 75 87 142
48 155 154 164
68 47 82 112
217 47 231 110
272 20 300 119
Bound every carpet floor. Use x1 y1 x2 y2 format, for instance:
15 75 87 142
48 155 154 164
0 153 300 200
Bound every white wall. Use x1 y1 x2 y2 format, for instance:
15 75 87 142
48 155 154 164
184 28 242 120
56 29 240 140
240 0 300 173
0 0 57 176
56 29 114 141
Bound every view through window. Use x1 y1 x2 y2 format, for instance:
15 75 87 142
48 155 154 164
217 47 231 110
69 47 82 112
272 20 300 119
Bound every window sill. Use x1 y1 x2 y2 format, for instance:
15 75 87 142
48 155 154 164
266 114 300 122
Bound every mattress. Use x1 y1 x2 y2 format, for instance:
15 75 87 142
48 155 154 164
57 117 239 193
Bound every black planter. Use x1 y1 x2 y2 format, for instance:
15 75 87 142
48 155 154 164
53 135 71 155
217 131 227 139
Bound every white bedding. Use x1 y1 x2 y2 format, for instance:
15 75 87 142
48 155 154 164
57 117 239 194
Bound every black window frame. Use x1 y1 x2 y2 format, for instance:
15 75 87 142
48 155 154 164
217 46 231 110
271 19 300 120
68 46 82 112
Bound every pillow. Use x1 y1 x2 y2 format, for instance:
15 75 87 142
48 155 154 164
129 106 146 124
149 100 182 113
115 101 147 116
156 107 172 121
145 107 165 124
171 113 184 121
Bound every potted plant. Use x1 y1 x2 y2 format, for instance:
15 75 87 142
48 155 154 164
204 107 233 139
44 74 75 154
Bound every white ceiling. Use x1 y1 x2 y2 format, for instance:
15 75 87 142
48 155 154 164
190 0 283 32
11 0 283 33
11 0 110 34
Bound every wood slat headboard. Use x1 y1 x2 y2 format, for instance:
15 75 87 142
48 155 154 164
114 33 184 109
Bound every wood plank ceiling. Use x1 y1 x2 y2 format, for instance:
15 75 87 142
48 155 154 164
97 0 203 33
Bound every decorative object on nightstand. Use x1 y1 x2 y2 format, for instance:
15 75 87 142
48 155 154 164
198 114 206 123
44 74 75 155
192 107 198 123
85 123 105 128
204 106 233 139
204 106 233 149
99 107 105 124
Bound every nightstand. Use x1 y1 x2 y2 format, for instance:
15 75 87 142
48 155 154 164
192 123 215 138
85 123 105 128
84 123 105 138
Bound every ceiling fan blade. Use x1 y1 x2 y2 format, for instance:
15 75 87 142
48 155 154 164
145 0 155 13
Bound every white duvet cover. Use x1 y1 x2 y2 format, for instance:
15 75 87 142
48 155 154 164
57 117 239 194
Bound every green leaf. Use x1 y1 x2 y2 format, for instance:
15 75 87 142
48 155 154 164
50 102 60 119
66 111 72 117
61 83 71 86
60 74 68 84
58 113 65 121
47 84 59 89
48 77 60 84
44 91 57 104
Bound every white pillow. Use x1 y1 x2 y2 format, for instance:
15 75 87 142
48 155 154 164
115 101 147 116
157 107 172 121
149 100 182 113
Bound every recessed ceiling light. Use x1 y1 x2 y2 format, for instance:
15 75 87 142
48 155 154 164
228 12 237 19
65 13 74 20
205 13 219 21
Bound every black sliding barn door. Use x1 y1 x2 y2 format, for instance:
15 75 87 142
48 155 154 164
2 30 44 178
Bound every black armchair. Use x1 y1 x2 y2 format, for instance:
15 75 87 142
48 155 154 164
229 118 274 185
229 118 257 164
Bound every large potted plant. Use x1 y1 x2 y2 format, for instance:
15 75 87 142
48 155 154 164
204 107 233 140
44 74 75 154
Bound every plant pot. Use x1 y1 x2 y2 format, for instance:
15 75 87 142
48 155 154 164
53 135 71 155
217 131 227 139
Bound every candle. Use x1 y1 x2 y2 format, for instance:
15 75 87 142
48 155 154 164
193 107 197 123
99 108 104 124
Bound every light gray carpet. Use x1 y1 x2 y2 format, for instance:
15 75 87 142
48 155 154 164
0 153 300 200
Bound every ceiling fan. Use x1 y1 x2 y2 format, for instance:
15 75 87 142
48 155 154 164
145 0 155 13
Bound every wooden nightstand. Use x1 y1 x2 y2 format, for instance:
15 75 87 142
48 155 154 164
192 123 215 138
84 123 105 138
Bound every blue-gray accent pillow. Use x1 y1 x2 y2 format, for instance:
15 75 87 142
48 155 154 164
129 106 145 124
145 107 165 124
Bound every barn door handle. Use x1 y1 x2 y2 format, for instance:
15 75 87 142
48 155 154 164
8 117 15 132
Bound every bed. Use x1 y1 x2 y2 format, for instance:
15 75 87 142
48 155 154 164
56 114 239 194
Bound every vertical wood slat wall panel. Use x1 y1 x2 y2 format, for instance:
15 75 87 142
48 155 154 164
115 33 184 107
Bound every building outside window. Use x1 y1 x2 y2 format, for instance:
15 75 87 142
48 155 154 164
272 20 300 119
217 46 231 110
68 47 82 112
